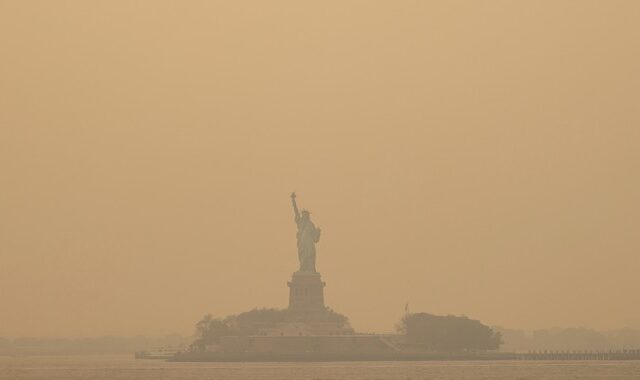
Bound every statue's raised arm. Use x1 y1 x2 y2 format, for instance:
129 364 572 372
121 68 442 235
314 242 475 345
290 192 301 221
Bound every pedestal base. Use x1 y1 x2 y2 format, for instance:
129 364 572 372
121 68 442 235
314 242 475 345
287 271 325 317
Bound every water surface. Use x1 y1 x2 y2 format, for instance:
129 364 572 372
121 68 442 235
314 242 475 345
1 355 639 379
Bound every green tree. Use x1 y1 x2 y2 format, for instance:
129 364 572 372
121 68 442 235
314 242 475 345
191 314 235 350
398 312 502 351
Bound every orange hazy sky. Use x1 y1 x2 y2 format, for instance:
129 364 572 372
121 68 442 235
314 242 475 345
1 1 639 338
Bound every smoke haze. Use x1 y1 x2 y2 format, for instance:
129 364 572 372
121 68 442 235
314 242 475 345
1 1 639 338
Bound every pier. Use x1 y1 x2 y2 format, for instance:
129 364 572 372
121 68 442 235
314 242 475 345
518 349 640 360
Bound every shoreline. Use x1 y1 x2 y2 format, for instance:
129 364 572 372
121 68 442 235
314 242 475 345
171 350 640 362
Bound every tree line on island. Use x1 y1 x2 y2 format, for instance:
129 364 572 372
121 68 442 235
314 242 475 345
191 309 502 352
398 312 502 351
2 319 636 355
192 307 350 350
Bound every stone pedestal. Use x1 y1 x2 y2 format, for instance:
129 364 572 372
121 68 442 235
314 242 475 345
287 271 325 317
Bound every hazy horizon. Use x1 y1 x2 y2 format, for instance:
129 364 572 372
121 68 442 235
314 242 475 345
1 1 639 339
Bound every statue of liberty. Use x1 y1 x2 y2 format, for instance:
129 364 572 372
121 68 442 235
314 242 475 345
290 192 321 273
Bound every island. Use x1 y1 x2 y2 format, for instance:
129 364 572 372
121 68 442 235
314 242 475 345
172 193 506 362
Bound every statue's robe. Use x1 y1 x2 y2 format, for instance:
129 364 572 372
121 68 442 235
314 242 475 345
295 217 320 272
